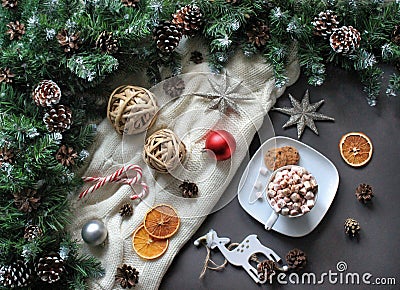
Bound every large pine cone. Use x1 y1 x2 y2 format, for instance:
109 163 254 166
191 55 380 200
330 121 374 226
96 31 118 54
285 248 307 270
43 104 72 133
36 253 65 284
0 147 14 166
172 5 203 37
32 80 61 107
56 145 78 167
329 25 361 54
56 29 80 53
115 264 139 288
2 0 18 9
14 188 41 213
0 67 15 83
6 21 25 40
153 21 182 54
0 260 32 288
246 20 270 48
312 10 339 38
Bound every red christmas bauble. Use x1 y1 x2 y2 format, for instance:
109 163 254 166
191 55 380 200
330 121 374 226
204 130 236 161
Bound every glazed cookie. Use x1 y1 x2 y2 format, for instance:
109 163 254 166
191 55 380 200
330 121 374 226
282 146 300 165
264 148 287 171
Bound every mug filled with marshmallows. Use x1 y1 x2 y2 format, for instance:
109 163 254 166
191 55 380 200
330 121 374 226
264 165 318 230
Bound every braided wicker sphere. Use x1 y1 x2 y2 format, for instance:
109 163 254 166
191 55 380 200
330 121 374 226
107 85 158 135
143 129 186 173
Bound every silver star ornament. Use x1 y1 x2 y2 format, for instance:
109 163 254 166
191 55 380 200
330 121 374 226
273 90 334 139
193 72 254 115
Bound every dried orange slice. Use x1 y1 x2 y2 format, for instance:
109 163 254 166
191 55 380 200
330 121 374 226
339 132 373 167
132 224 169 260
144 204 180 239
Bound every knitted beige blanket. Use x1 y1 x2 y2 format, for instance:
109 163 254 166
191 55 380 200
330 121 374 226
70 40 300 290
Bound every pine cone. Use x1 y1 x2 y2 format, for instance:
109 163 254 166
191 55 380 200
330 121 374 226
391 25 400 46
56 145 78 167
246 21 270 48
154 21 182 54
162 77 185 98
172 5 203 37
56 29 80 53
121 0 139 7
5 21 25 40
312 10 340 38
96 31 118 54
24 225 43 241
225 0 242 5
36 253 65 284
14 188 41 213
344 218 360 237
43 104 72 133
0 147 14 166
0 260 32 288
0 67 15 83
32 80 62 107
285 248 307 270
257 259 276 283
179 181 198 198
329 25 361 54
190 51 203 64
355 183 374 203
119 203 133 217
2 0 17 9
115 264 139 289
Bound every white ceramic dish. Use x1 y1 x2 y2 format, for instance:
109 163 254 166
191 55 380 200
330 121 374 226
237 136 339 237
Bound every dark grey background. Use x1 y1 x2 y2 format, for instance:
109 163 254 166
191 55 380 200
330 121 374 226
160 66 400 290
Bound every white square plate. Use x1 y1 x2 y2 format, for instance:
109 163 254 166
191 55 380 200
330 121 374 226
237 136 339 237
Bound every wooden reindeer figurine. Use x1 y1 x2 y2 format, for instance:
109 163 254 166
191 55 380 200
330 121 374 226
194 229 288 283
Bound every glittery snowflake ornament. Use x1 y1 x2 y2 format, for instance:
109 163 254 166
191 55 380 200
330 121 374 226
273 90 334 139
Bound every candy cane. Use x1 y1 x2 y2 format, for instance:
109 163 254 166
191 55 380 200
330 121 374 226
78 164 148 200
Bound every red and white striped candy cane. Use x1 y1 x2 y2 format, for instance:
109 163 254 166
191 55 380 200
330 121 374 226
78 164 148 200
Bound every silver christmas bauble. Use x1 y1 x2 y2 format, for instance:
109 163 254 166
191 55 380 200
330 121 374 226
81 219 108 246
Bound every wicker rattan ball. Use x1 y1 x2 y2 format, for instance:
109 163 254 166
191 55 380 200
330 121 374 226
143 129 186 173
107 85 158 135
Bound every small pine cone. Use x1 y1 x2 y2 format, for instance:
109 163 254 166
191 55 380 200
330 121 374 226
43 104 72 133
179 181 198 198
246 21 270 48
0 67 15 83
115 264 139 289
172 5 203 37
162 77 185 98
36 253 65 284
32 80 62 107
285 248 307 270
119 203 133 217
0 260 32 288
121 0 139 8
225 0 242 5
2 0 17 9
190 51 203 64
56 145 78 167
329 25 361 54
96 31 118 54
24 224 43 241
257 259 276 283
392 25 400 46
344 218 360 237
0 147 14 166
312 10 339 38
355 183 374 203
5 21 25 40
153 20 182 54
14 188 41 213
56 29 80 53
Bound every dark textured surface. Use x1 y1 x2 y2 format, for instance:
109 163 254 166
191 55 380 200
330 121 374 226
160 67 400 290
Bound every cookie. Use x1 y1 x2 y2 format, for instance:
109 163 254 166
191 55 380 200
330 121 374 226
282 146 300 165
264 148 287 171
